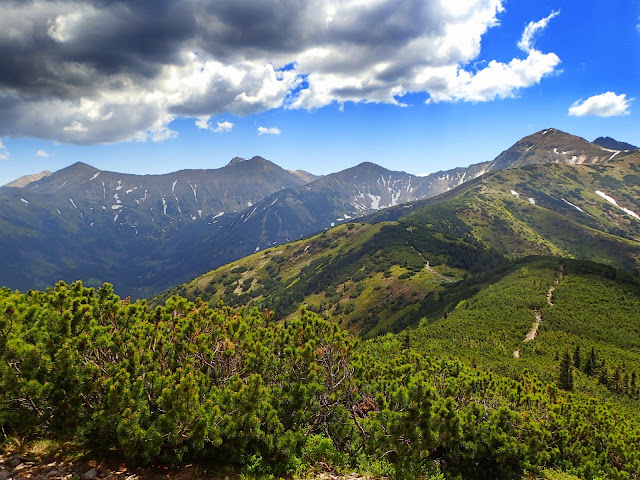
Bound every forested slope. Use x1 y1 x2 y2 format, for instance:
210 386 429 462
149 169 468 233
2 282 640 479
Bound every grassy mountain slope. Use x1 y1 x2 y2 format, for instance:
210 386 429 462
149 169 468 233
390 257 640 414
375 153 640 268
1 129 634 301
157 153 640 337
152 221 505 337
490 128 627 169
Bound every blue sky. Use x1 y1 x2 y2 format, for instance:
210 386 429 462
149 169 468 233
0 0 638 185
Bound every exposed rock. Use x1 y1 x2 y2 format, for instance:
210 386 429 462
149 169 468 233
82 468 98 480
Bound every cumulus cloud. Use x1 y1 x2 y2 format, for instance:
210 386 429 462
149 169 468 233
36 149 52 157
257 126 281 136
0 0 561 144
195 117 234 133
213 121 234 133
569 92 632 117
422 10 561 103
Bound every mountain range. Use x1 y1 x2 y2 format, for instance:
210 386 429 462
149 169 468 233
3 130 640 479
154 149 640 336
1 129 638 298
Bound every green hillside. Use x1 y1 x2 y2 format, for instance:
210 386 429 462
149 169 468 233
155 154 640 338
2 281 640 479
376 153 640 267
400 257 640 405
3 140 640 479
152 221 506 337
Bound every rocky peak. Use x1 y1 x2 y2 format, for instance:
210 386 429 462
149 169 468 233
227 156 247 166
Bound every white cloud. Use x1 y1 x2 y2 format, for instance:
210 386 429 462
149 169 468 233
569 92 632 117
518 10 560 53
195 117 234 133
0 1 562 144
257 126 281 135
0 140 4 149
421 12 560 103
213 121 234 133
36 150 52 157
0 140 7 160
195 117 210 130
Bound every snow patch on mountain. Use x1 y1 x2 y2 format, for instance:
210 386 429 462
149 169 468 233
367 194 381 210
595 190 640 220
562 198 584 213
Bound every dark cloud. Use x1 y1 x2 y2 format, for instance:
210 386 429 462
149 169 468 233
0 0 560 144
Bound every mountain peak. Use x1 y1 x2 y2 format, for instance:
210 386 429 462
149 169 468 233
227 156 271 167
61 161 100 173
593 137 638 151
227 156 247 166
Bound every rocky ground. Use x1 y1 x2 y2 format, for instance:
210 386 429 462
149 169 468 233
0 447 376 480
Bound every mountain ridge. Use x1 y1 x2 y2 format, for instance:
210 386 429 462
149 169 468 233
593 136 638 151
1 128 637 299
156 152 640 338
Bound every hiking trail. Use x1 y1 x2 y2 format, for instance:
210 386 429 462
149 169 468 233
513 264 563 359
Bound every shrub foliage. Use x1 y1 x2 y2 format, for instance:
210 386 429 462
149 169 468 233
1 281 640 478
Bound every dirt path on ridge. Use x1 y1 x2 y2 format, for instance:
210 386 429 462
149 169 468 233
424 260 456 283
406 228 456 283
513 265 563 359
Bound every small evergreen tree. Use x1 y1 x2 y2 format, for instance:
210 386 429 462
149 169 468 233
599 360 609 386
558 351 574 391
584 347 597 376
573 345 581 370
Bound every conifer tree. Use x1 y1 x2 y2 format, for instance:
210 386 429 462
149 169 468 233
599 359 609 386
573 345 581 370
558 351 574 391
584 347 597 376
